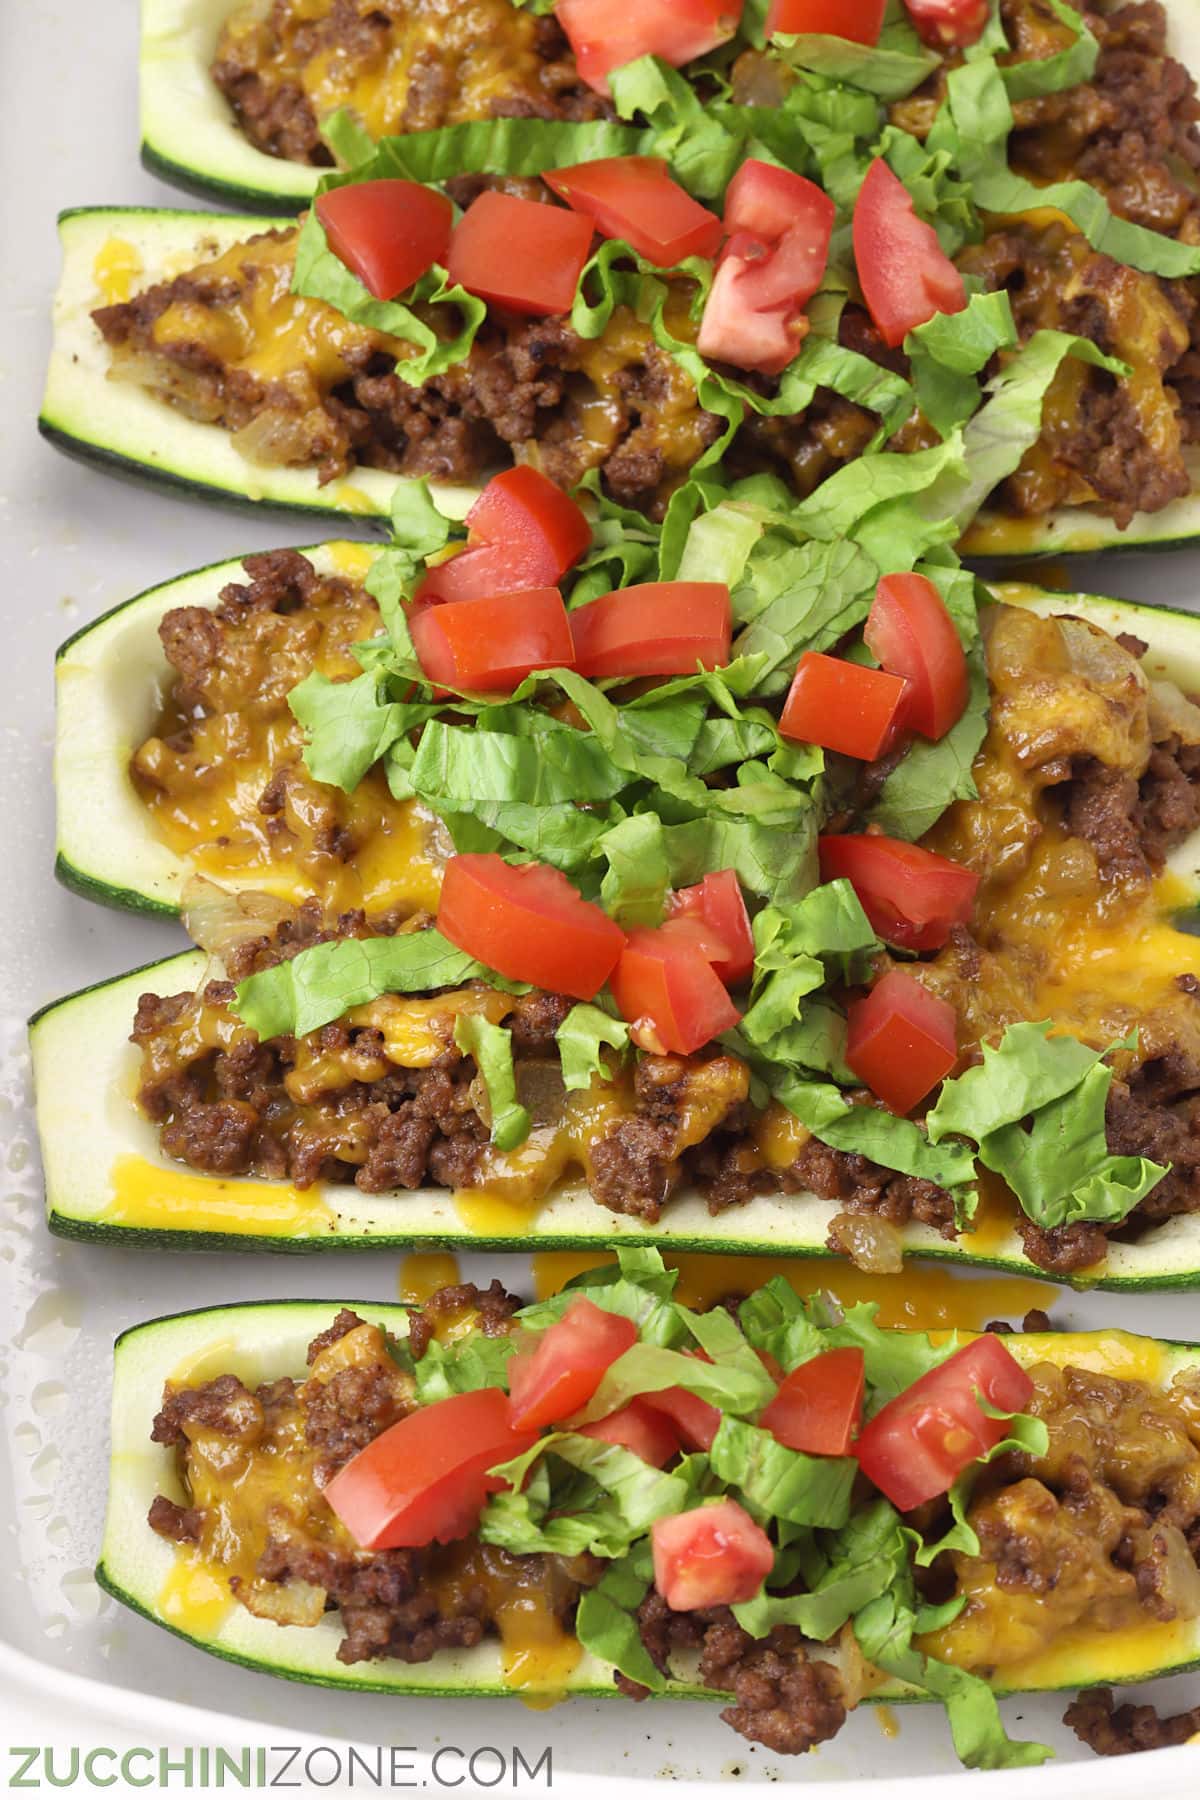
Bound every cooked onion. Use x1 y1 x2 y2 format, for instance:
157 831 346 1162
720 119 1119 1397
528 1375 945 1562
181 876 294 958
241 1579 328 1628
827 1210 904 1275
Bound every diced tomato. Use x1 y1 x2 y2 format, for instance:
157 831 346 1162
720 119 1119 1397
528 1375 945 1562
853 159 967 349
760 1348 865 1456
652 1500 775 1611
577 1398 682 1466
855 1337 1035 1512
817 834 980 953
902 0 990 47
314 179 453 302
779 652 909 761
610 925 742 1055
640 1383 722 1452
846 970 958 1115
698 163 835 377
508 1297 638 1431
766 0 885 41
666 870 754 986
446 191 594 316
545 156 722 268
325 1389 537 1550
557 0 742 98
418 468 591 606
409 587 575 692
568 581 732 680
865 573 968 741
437 853 626 1000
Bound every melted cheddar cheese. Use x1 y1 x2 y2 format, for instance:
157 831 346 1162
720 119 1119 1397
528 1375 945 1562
216 0 560 145
131 556 448 916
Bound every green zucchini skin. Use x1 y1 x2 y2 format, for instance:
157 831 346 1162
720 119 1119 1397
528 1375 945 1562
98 1299 1200 1703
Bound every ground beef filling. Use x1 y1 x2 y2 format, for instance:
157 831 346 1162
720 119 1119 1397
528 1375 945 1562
919 1359 1200 1684
212 0 609 166
91 230 722 515
1065 1686 1200 1754
148 1318 1200 1755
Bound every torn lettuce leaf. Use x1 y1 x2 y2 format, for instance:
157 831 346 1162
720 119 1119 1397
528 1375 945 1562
928 1023 1168 1230
231 929 525 1040
558 1003 632 1092
453 1013 530 1151
709 1415 856 1528
933 52 1200 279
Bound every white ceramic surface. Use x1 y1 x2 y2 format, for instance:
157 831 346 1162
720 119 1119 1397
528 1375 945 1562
4 2 1200 1790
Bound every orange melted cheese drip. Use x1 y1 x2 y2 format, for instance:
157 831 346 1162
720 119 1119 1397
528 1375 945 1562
132 546 446 915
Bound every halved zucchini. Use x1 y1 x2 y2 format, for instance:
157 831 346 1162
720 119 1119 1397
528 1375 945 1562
41 198 1200 551
28 906 1200 1282
53 569 1200 919
141 0 323 211
38 208 477 527
98 1298 1200 1702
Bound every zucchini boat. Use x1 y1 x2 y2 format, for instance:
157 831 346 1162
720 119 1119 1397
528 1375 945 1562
40 198 1200 553
53 568 1200 919
39 208 476 527
35 579 1200 1281
98 1283 1200 1767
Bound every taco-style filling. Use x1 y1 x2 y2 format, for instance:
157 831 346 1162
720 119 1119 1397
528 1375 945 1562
140 1258 1200 1765
125 479 1200 1272
94 0 1200 528
212 0 610 166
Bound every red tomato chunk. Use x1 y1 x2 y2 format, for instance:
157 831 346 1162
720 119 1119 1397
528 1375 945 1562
767 0 885 40
641 1382 722 1451
780 652 908 761
846 970 958 1115
853 159 967 348
569 581 732 679
546 156 723 267
578 1398 682 1466
760 1348 865 1456
818 834 980 953
409 587 575 692
325 1389 537 1549
865 572 968 741
666 869 755 986
698 161 835 377
558 0 742 98
418 468 591 606
508 1297 638 1431
447 191 594 316
437 854 626 1000
315 179 453 301
855 1337 1035 1512
610 925 742 1054
652 1499 775 1611
903 0 990 47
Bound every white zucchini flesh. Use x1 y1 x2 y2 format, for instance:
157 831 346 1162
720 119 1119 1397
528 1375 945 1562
53 570 1200 917
53 540 373 916
39 209 477 527
99 1300 1200 1700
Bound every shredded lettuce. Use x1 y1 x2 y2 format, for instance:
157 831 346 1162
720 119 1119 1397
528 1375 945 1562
928 1023 1169 1230
558 1004 632 1092
710 1416 856 1528
231 929 524 1039
932 52 1200 279
453 1013 530 1151
769 16 939 100
732 1497 908 1640
575 1544 664 1691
